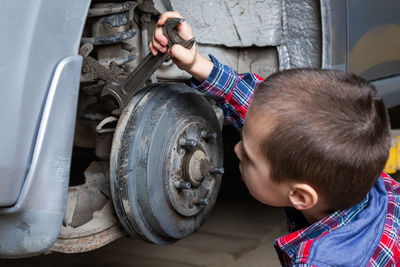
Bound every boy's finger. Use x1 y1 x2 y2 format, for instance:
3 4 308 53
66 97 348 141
148 42 158 56
150 39 166 53
158 11 183 26
154 26 168 46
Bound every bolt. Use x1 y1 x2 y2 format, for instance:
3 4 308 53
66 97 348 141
82 65 91 73
210 167 224 175
179 139 197 148
194 198 209 206
174 181 191 189
201 130 217 140
177 147 185 155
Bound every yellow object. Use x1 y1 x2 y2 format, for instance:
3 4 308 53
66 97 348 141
384 132 400 174
385 147 397 174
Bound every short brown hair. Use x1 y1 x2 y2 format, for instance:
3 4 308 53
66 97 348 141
249 69 390 211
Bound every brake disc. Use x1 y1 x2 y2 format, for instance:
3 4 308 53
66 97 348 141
110 83 223 244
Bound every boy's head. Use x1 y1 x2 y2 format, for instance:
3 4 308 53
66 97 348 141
235 69 390 212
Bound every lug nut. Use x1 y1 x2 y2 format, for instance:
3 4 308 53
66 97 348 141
210 167 224 175
201 130 217 140
174 181 191 189
179 139 197 148
194 198 209 206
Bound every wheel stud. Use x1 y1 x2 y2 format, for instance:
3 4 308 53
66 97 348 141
174 181 191 189
194 198 209 206
201 130 217 140
210 167 224 175
179 139 197 148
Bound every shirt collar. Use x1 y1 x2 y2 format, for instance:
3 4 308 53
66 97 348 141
274 192 370 259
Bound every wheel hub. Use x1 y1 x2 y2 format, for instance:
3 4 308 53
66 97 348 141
110 83 223 244
166 122 218 217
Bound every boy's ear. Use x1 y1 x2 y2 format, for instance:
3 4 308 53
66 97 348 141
288 183 318 210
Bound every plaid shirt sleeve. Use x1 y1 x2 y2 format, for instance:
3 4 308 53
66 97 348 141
190 55 264 130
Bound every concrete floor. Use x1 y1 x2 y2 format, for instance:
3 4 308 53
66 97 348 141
0 199 287 267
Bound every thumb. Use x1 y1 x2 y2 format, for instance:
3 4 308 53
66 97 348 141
169 44 196 67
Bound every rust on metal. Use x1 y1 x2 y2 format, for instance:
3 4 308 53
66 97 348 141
50 162 125 254
51 225 125 254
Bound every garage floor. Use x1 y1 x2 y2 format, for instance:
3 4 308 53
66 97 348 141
0 198 287 267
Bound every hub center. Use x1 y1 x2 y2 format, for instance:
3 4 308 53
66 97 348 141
183 149 210 187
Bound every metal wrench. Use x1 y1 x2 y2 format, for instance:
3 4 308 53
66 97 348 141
101 18 195 115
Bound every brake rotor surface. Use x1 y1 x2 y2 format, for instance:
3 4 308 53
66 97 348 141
110 83 223 244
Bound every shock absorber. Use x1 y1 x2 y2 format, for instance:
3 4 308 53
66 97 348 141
78 1 144 161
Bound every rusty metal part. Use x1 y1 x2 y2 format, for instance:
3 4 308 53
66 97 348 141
88 2 137 17
84 11 136 46
166 121 218 218
137 0 160 15
51 161 125 253
96 116 118 133
95 133 114 160
95 117 118 160
110 83 223 244
81 29 137 45
201 130 217 140
57 162 123 250
79 43 94 58
81 56 127 83
81 4 137 72
182 149 210 187
174 181 191 189
210 167 225 174
51 224 124 254
101 18 195 115
98 54 136 67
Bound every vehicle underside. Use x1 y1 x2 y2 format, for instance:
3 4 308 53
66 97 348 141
6 0 399 258
51 0 322 253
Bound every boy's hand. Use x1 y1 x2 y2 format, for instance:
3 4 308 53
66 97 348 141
149 11 196 72
149 11 213 82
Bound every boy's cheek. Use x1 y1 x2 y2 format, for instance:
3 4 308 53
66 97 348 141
238 162 244 177
239 165 254 186
238 163 248 184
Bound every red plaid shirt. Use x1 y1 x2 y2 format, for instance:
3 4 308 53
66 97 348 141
191 55 263 130
191 56 400 266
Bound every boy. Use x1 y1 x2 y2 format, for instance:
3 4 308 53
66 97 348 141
150 11 400 266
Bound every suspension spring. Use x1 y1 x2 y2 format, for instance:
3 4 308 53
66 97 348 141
81 1 139 68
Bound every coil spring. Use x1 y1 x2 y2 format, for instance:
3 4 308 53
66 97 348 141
82 1 138 67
